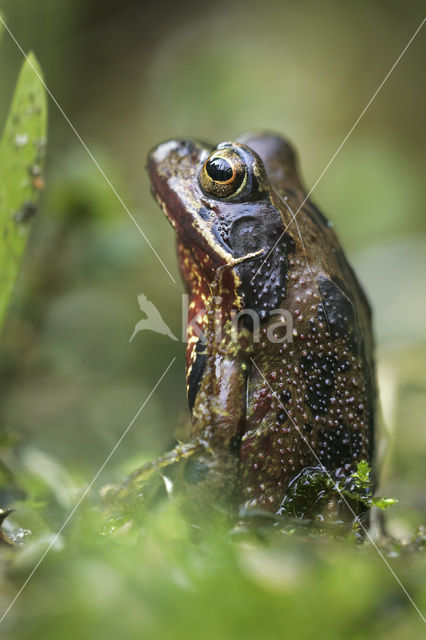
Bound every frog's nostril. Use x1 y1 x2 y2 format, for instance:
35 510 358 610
176 140 196 155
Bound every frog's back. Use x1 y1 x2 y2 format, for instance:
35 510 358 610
238 133 376 513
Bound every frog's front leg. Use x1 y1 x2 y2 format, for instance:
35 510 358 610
180 311 251 514
103 310 250 514
101 439 206 507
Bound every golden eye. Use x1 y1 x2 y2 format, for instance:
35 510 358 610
199 149 246 198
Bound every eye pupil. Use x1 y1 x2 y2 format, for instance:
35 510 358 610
205 157 233 182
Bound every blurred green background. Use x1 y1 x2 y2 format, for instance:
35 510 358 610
0 1 424 638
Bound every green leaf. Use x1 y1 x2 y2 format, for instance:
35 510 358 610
371 497 398 510
350 459 371 489
0 51 48 332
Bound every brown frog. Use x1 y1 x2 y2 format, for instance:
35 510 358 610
146 132 376 522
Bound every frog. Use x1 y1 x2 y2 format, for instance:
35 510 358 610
145 132 376 524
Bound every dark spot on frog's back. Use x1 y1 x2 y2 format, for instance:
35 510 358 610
300 351 338 415
317 275 361 352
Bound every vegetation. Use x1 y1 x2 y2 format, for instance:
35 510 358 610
0 45 47 332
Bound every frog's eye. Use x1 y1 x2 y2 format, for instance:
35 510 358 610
199 149 246 199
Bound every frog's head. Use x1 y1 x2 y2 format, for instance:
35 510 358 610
147 139 271 267
147 136 296 317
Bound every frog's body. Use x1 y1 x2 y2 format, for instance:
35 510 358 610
148 133 375 518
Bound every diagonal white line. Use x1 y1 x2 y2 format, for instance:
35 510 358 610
250 356 426 624
0 16 176 285
0 356 176 625
251 16 426 284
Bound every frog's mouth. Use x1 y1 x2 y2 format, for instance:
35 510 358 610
147 139 236 277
